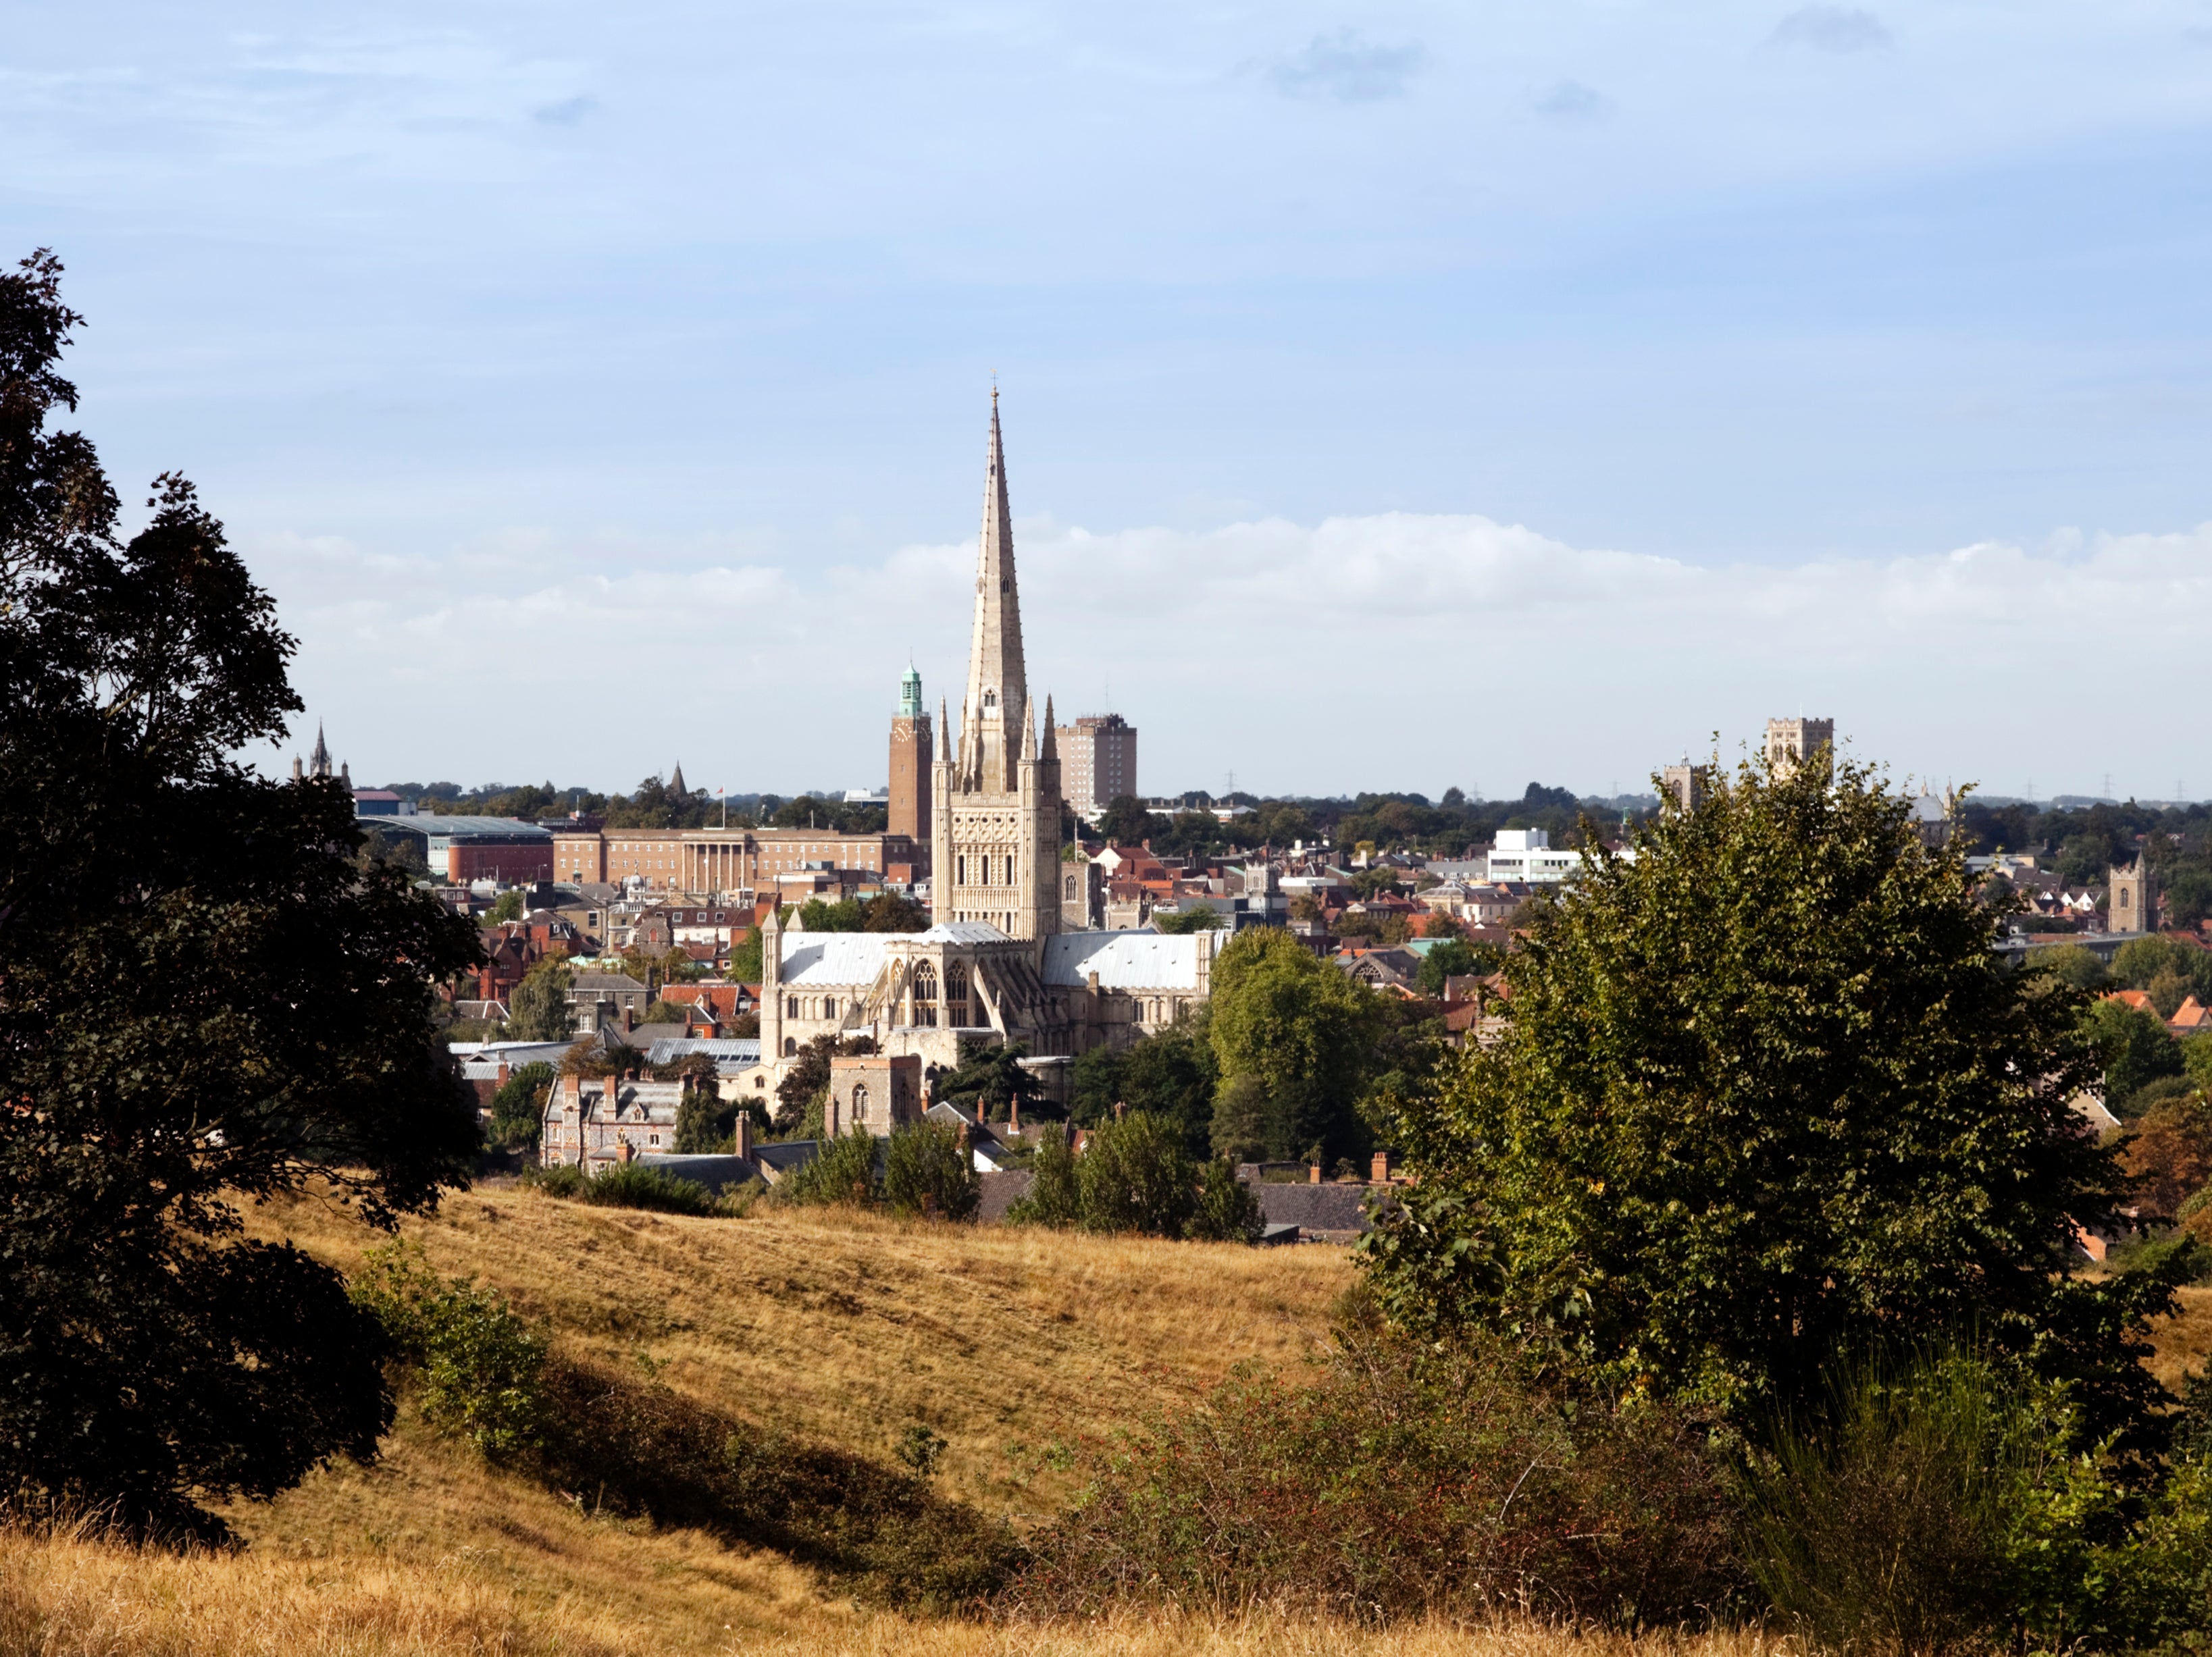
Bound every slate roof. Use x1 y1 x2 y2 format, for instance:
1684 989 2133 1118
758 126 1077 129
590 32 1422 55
977 1169 1035 1224
634 1153 759 1193
1041 930 1205 990
1248 1182 1385 1236
646 1036 764 1066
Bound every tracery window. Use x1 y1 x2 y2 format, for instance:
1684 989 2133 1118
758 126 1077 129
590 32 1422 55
912 960 939 1028
945 962 969 1026
850 1082 869 1126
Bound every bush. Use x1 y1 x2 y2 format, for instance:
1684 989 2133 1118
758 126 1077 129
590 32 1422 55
1075 1112 1196 1236
1185 1156 1264 1243
1737 1349 2190 1655
349 1243 547 1459
1006 1130 1079 1228
883 1120 980 1220
777 1124 881 1207
488 1061 553 1149
521 1159 726 1216
1002 1322 1740 1623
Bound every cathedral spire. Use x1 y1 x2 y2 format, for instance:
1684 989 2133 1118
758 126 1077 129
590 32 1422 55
963 390 1028 788
937 697 952 763
1040 694 1057 761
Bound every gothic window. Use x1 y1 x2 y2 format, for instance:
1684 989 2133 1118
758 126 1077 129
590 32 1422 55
912 961 939 1027
850 1082 869 1125
783 1036 796 1057
946 962 969 1025
983 689 998 711
1066 875 1077 899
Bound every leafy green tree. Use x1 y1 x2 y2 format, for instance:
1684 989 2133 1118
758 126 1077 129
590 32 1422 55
1359 752 2171 1444
1096 794 1160 847
1209 1073 1270 1163
0 251 483 1538
2113 935 2212 997
1208 927 1380 1164
1415 938 1488 997
2083 997 2184 1115
506 957 574 1042
863 891 927 931
490 1061 555 1149
2041 945 2109 993
1186 1157 1265 1243
798 896 865 932
778 1124 880 1205
729 924 763 981
1074 1111 1195 1236
1006 1130 1080 1227
1071 1022 1218 1157
883 1120 981 1219
1153 907 1223 935
486 889 523 923
933 1040 1052 1123
640 997 690 1026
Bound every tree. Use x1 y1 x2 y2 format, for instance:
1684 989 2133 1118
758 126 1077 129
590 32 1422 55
2083 997 2184 1115
1006 1130 1080 1227
1096 794 1158 847
1208 927 1380 1164
506 958 573 1042
729 924 763 982
883 1120 981 1219
862 891 927 931
1186 1157 1265 1243
2117 1092 2212 1219
1415 938 1486 997
1359 752 2173 1445
2042 945 2109 993
1071 1021 1218 1157
1067 1113 1193 1236
489 1062 554 1149
640 998 690 1026
486 889 523 923
933 1040 1052 1123
673 1077 742 1153
1210 1073 1269 1163
1153 907 1223 935
0 251 483 1537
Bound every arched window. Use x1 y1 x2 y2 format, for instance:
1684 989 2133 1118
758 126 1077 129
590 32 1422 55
824 997 837 1019
945 962 969 1026
983 688 998 710
850 1082 869 1126
1066 874 1077 899
787 995 799 1018
912 961 939 1028
782 1036 796 1057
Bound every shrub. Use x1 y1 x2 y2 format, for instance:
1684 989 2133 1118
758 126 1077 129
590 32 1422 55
488 1061 553 1149
1737 1348 2192 1655
349 1243 547 1459
883 1120 980 1220
777 1124 881 1207
1185 1156 1264 1243
1006 1130 1079 1228
522 1161 584 1196
580 1161 721 1216
1003 1323 1741 1623
1075 1111 1196 1236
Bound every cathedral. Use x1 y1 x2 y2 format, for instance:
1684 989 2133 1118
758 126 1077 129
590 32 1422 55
758 394 1217 1096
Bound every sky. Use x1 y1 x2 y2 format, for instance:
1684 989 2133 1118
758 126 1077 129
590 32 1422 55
7 1 2212 802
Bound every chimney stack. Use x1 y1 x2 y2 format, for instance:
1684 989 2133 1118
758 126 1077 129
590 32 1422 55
1309 1161 1322 1185
735 1107 753 1160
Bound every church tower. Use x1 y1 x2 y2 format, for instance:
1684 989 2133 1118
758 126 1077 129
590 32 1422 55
931 392 1062 939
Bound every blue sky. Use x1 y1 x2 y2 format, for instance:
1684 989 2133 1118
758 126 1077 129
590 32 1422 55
9 2 2212 801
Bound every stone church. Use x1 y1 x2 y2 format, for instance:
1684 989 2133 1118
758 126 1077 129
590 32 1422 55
758 394 1217 1094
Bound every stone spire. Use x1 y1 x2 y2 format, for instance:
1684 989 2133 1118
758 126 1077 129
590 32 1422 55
308 722 332 780
937 698 952 762
962 388 1028 789
1017 691 1037 768
670 760 687 797
1041 694 1057 761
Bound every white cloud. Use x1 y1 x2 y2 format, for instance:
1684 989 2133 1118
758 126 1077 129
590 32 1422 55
252 512 2212 804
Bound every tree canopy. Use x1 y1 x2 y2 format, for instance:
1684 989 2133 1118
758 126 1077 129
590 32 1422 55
1207 927 1381 1165
1360 751 2176 1446
0 251 483 1537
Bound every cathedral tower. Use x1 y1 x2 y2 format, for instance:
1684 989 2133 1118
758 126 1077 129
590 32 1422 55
931 392 1062 939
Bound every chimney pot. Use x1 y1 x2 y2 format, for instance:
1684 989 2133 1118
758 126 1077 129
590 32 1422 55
1309 1162 1322 1185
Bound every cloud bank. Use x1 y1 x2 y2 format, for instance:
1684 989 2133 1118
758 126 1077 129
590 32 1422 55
253 510 2212 804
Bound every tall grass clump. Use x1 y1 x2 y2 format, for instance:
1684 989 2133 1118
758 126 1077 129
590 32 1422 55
1002 1313 1741 1624
1737 1348 2212 1655
520 1159 729 1216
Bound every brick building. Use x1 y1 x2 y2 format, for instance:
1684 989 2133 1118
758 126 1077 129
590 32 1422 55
551 825 917 899
889 666 933 879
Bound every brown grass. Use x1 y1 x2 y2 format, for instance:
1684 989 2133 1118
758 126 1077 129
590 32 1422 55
0 1513 1795 1656
13 1186 2202 1655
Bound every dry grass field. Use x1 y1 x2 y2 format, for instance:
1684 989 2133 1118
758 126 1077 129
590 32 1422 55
9 1185 2208 1656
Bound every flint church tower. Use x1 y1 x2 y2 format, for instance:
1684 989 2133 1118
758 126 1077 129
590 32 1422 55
931 391 1063 941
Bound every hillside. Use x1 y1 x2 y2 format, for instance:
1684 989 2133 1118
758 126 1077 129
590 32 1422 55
65 1181 1352 1653
13 1186 2212 1656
